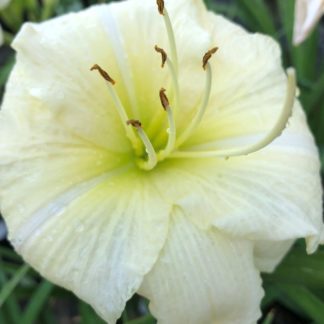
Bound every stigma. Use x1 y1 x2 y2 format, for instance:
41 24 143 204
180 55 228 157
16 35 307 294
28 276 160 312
90 1 296 171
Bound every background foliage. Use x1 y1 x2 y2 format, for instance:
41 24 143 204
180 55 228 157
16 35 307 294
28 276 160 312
0 0 323 323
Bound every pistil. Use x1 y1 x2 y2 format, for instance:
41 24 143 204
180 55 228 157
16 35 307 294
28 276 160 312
171 68 297 159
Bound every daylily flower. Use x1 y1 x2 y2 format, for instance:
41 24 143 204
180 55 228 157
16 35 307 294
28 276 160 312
293 0 324 45
0 0 323 323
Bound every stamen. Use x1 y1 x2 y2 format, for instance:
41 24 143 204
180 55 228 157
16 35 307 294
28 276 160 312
91 64 116 85
154 45 180 109
203 47 218 70
127 120 158 170
156 1 178 72
171 68 297 159
157 89 176 160
176 48 217 147
156 0 164 15
91 64 138 147
159 87 169 110
155 45 167 68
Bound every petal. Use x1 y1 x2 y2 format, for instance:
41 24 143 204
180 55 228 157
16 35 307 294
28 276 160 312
139 209 263 324
0 94 130 232
254 240 294 273
5 170 170 323
9 15 131 152
160 10 323 251
153 102 323 252
293 0 324 45
0 70 170 321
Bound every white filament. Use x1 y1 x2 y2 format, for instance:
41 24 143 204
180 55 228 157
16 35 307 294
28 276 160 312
163 9 179 73
158 106 177 161
105 82 139 148
175 62 213 147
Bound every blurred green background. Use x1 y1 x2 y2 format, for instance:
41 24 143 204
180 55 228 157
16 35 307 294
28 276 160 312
0 0 323 323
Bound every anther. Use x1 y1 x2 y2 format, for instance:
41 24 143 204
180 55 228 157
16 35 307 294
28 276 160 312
127 119 142 128
155 45 167 68
202 47 218 70
90 64 116 85
159 88 170 110
156 0 164 15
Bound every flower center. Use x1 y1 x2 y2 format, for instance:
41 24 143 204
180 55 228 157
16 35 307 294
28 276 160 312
91 0 297 171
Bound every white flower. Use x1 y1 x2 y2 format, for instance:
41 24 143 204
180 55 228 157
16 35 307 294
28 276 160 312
293 0 324 45
0 0 323 323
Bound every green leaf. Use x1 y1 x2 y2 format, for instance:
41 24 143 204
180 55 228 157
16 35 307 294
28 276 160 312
263 245 324 288
235 0 276 36
293 27 319 82
276 285 324 323
0 256 22 324
126 314 156 324
262 310 275 324
303 72 324 114
79 301 106 324
0 55 15 87
21 281 54 324
0 264 30 307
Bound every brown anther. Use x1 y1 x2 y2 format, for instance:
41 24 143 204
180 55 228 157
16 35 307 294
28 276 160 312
202 47 219 70
159 88 170 111
90 64 116 85
127 119 142 128
156 0 164 15
155 45 167 68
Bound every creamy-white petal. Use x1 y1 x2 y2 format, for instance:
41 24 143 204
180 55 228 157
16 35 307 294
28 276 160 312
184 15 287 148
139 209 263 324
7 172 170 323
254 240 295 273
153 102 322 251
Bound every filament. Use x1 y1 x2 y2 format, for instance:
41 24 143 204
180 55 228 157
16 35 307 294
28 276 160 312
166 58 180 110
154 45 180 111
176 62 213 147
91 65 139 148
159 107 176 160
161 8 179 73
